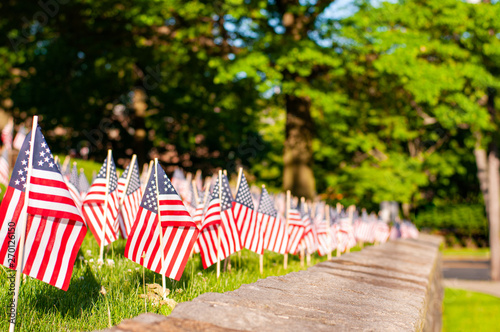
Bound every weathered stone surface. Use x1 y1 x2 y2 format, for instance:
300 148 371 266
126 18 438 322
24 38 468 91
105 234 443 332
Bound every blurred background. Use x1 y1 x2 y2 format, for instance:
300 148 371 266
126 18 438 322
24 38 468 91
1 0 499 265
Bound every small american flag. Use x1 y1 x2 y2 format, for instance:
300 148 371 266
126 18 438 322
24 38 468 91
287 202 305 255
300 203 317 254
1 118 13 150
117 159 142 239
259 187 288 254
82 155 120 246
0 125 86 290
171 168 189 202
0 148 10 186
65 163 82 211
13 125 27 151
198 174 241 269
374 220 390 243
78 169 90 199
125 164 199 280
233 172 262 254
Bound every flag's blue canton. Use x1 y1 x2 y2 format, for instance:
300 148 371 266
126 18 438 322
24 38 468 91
1 147 9 162
79 172 90 193
9 129 32 192
96 156 118 193
157 164 178 195
209 174 233 211
124 160 141 195
69 164 80 191
126 161 141 195
235 172 254 209
140 170 158 213
32 126 57 173
257 187 277 218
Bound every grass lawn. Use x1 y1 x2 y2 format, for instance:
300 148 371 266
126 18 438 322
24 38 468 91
442 247 490 258
443 288 500 332
0 232 348 331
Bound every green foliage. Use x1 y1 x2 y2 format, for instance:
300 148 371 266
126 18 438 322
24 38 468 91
1 0 500 212
443 288 500 332
414 204 488 245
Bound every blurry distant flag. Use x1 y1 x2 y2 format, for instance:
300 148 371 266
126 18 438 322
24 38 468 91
125 162 199 280
198 174 241 269
13 125 27 151
233 172 262 254
65 163 82 211
171 168 189 201
0 149 10 186
300 203 317 254
287 202 305 255
1 118 13 150
78 169 90 199
82 154 120 246
0 124 86 290
117 158 142 239
259 186 288 254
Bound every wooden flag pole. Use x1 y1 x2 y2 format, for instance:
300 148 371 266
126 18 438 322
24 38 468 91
216 170 222 279
153 159 167 299
9 116 38 332
119 154 137 208
325 205 332 260
99 149 112 262
284 190 291 269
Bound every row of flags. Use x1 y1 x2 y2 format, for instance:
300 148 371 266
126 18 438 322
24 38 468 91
0 117 419 330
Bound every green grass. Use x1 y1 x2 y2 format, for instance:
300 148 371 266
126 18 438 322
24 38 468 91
443 288 500 332
442 247 490 258
0 233 349 331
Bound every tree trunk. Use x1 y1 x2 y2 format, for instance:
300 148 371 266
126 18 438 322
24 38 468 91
131 87 148 166
283 94 316 199
474 146 489 217
488 145 500 280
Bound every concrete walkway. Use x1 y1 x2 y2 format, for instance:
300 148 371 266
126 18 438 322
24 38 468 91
443 279 500 298
442 255 500 298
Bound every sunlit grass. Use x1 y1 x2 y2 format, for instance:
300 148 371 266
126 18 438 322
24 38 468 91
0 232 352 331
443 288 500 332
442 247 490 258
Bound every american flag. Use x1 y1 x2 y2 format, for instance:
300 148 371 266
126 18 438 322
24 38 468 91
171 168 189 202
233 172 262 254
287 202 305 255
338 216 357 252
374 220 390 243
0 148 10 186
117 159 142 239
2 118 13 150
78 169 90 200
316 218 332 257
198 174 241 269
259 187 288 254
82 155 120 246
0 125 86 290
125 164 199 280
65 163 82 211
300 203 317 254
13 125 27 151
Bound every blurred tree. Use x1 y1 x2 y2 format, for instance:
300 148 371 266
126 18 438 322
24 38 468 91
340 0 499 278
0 0 266 175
